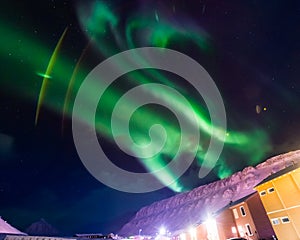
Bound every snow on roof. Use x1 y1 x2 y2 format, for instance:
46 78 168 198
255 160 300 187
0 217 26 235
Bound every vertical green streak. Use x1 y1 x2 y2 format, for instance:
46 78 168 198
35 27 68 125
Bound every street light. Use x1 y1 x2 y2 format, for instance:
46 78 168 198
159 227 166 236
189 227 196 240
205 217 219 240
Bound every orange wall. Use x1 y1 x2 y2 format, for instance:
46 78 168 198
231 202 257 239
257 181 283 212
273 174 300 207
256 168 300 239
216 209 237 240
174 209 237 240
196 224 208 240
268 210 298 240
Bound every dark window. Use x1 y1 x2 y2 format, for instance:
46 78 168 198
246 224 253 236
260 190 266 196
268 187 275 193
281 217 290 223
240 206 246 216
233 208 239 219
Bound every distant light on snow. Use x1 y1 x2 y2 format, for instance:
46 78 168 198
205 217 219 240
179 233 186 240
238 225 244 237
188 227 196 238
159 227 166 235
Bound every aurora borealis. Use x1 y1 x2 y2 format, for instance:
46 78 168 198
1 0 300 235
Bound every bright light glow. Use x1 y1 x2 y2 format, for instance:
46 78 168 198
36 72 52 79
231 226 237 234
179 233 186 240
237 226 244 237
205 217 219 240
159 227 166 235
189 227 197 240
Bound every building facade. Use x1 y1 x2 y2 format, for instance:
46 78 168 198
229 193 275 239
255 163 300 240
171 193 274 240
4 236 76 240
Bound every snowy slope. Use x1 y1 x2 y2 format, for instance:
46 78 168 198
119 150 300 236
0 216 26 235
25 218 60 236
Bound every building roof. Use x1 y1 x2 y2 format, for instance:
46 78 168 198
228 193 256 209
255 161 300 188
0 217 26 235
74 234 103 237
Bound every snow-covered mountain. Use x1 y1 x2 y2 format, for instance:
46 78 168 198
0 216 26 235
119 150 300 236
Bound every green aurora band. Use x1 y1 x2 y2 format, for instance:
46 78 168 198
1 1 271 192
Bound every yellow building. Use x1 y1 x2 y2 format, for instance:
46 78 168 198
255 162 300 240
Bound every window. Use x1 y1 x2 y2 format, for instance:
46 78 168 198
237 226 244 237
271 218 280 225
245 224 253 236
260 190 266 196
268 187 275 193
281 217 290 224
240 206 246 216
233 208 239 219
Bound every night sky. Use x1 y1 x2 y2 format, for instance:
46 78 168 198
1 0 300 236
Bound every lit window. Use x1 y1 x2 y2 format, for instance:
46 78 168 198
271 218 280 225
240 206 246 216
237 226 244 237
233 208 239 219
281 217 290 224
260 190 266 196
245 224 253 236
268 187 275 193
